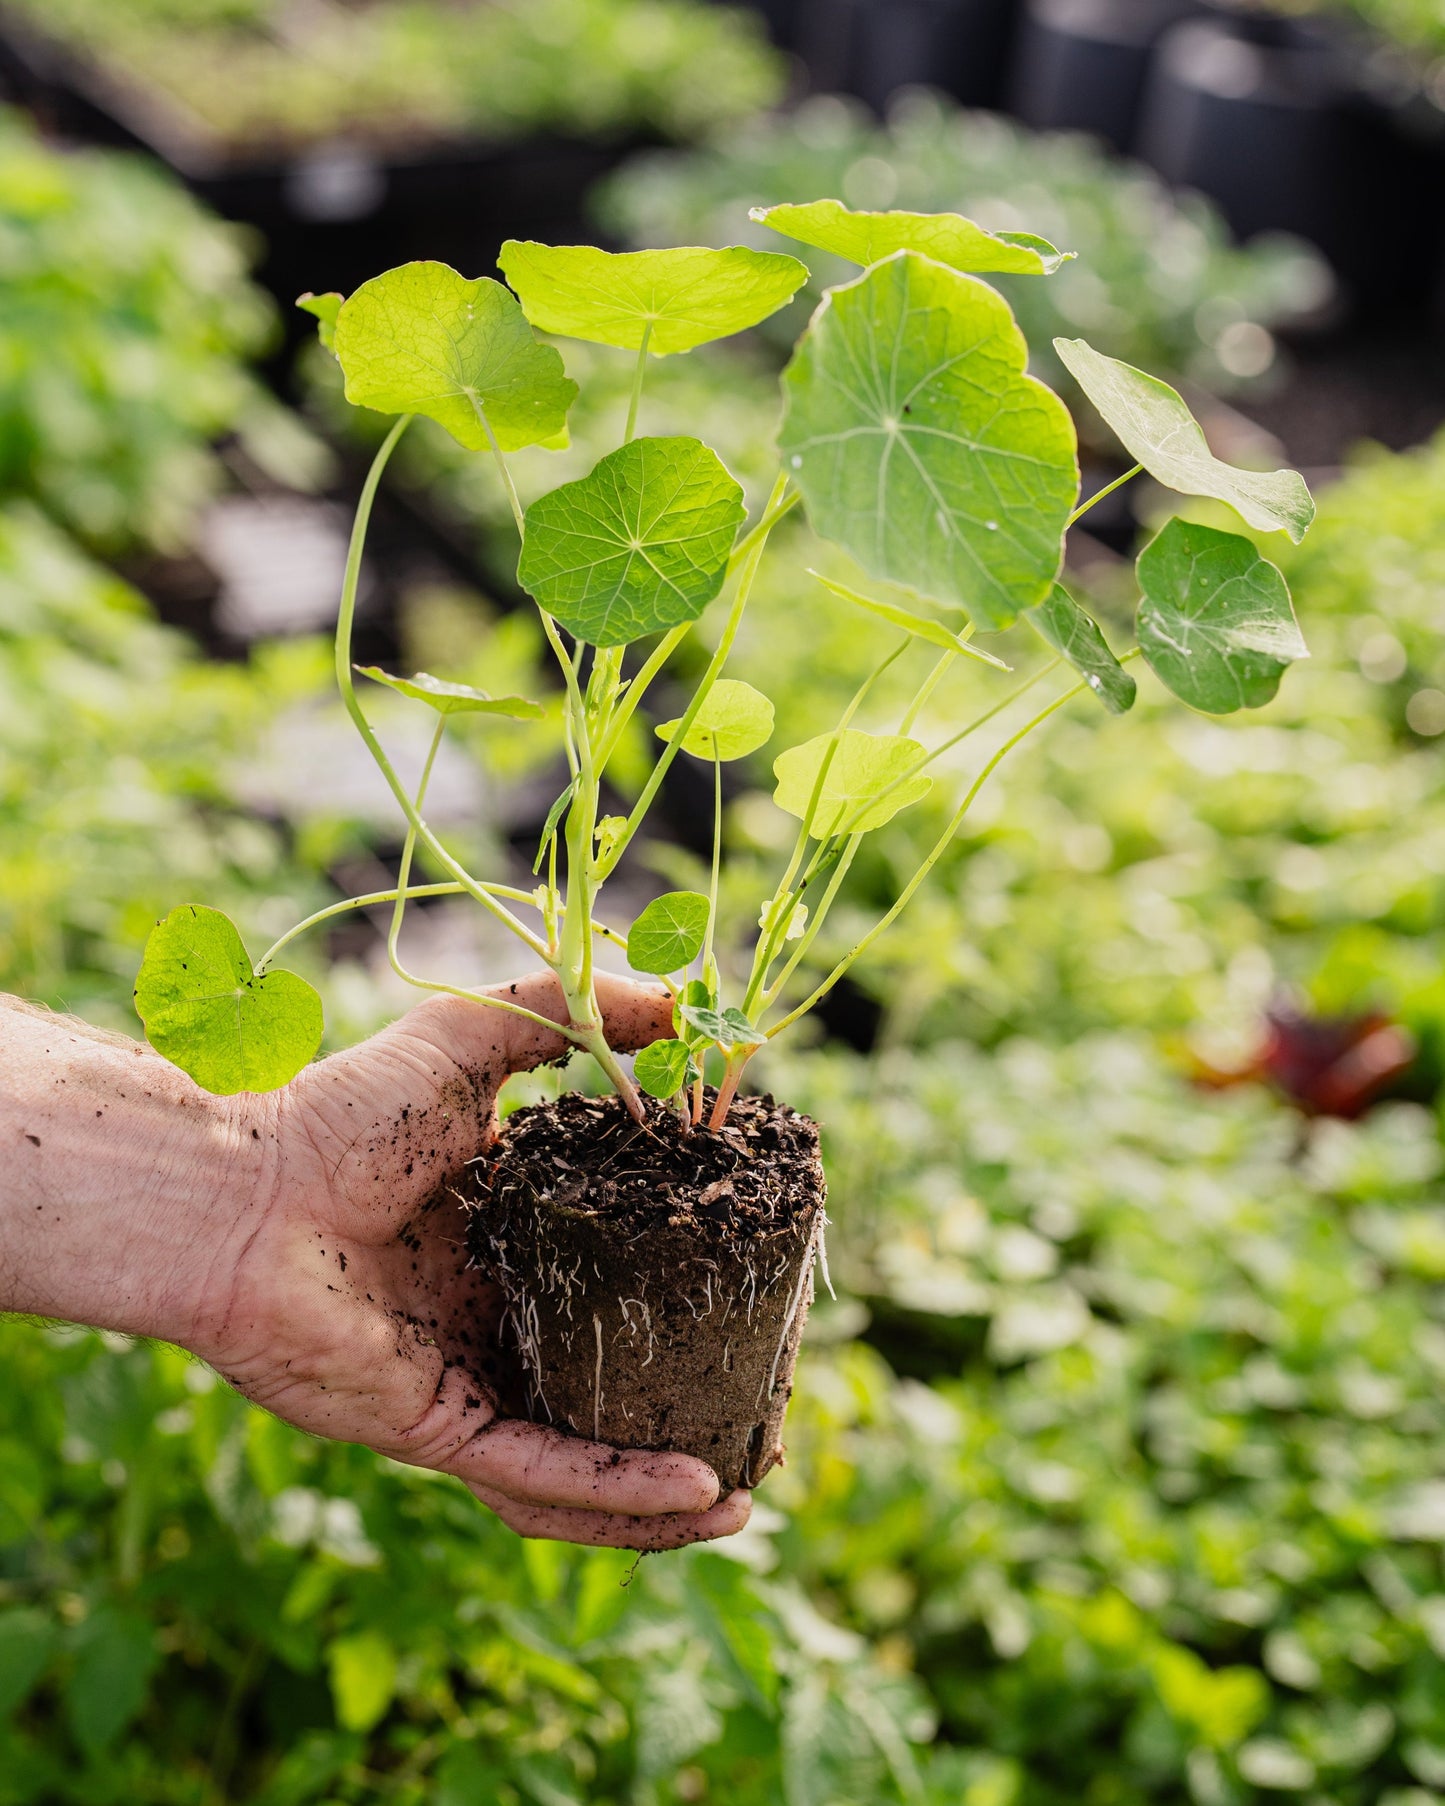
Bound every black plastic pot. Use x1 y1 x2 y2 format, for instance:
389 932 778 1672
1007 0 1199 150
794 0 1020 111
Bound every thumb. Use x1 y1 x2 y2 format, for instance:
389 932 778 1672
477 969 675 1074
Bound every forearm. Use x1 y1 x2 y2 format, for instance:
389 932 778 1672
0 996 262 1344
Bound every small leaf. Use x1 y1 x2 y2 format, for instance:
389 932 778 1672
594 815 629 864
518 436 746 647
296 290 342 352
773 729 932 838
628 891 711 976
499 241 809 355
809 570 1009 669
753 199 1072 276
66 1608 157 1758
677 1003 763 1049
334 261 577 452
781 253 1079 632
1136 518 1308 714
533 777 577 874
328 1630 397 1735
1054 337 1314 541
135 906 323 1096
634 1039 696 1100
1025 583 1136 715
0 1609 55 1717
674 979 716 1048
356 667 544 718
656 678 775 760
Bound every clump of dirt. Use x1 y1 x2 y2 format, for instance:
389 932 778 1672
462 1089 826 1491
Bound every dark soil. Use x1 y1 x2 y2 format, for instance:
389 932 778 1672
462 1089 827 1491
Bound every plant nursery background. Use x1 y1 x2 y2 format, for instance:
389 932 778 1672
4 0 1445 1801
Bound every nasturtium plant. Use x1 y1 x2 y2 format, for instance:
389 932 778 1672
135 201 1315 1125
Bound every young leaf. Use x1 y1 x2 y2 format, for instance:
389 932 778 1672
532 777 577 875
773 729 932 837
677 1003 764 1049
1136 518 1308 714
634 1038 696 1100
134 905 323 1096
518 436 746 646
1054 337 1314 542
809 570 1009 670
334 261 577 452
656 678 775 760
781 252 1079 632
1025 584 1136 715
674 978 716 1049
628 891 711 975
356 667 545 718
498 242 809 355
752 199 1072 276
296 290 342 352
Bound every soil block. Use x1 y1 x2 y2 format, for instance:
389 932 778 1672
464 1090 827 1492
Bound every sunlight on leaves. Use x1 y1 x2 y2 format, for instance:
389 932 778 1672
773 729 932 837
809 570 1009 669
657 678 775 759
753 198 1072 276
295 290 341 352
627 891 711 975
355 667 544 718
1025 583 1136 715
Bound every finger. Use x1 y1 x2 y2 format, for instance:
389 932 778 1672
470 1483 752 1550
441 1417 721 1516
476 971 673 1073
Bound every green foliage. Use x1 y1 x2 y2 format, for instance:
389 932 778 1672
634 1035 696 1098
1025 584 1136 715
780 251 1078 630
134 905 323 1095
656 678 775 760
753 198 1072 277
498 242 808 355
772 731 932 837
355 667 544 719
811 573 1005 668
626 890 711 975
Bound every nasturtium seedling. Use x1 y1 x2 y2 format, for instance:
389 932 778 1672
781 252 1079 631
498 242 809 354
1135 519 1307 713
627 891 711 976
334 262 577 452
773 730 933 837
134 906 323 1096
1025 585 1136 716
1054 337 1315 542
634 1038 697 1100
657 679 774 760
356 668 546 718
753 199 1072 276
517 436 746 646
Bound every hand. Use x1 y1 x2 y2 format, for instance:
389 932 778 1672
185 972 750 1550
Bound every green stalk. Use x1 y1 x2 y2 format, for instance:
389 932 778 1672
702 749 723 981
761 833 863 1011
596 622 691 769
1068 463 1142 528
472 396 526 536
387 715 446 976
624 324 652 443
900 649 956 735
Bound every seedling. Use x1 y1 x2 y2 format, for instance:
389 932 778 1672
137 207 1314 1128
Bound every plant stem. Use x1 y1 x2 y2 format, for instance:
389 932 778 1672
387 715 446 977
708 1052 750 1130
702 748 723 980
728 486 801 571
472 396 526 536
596 623 691 769
900 649 956 735
335 417 547 960
624 323 652 443
1068 463 1142 528
762 833 863 1010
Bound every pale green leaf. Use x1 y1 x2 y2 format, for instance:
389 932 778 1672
634 1038 696 1101
518 436 746 646
334 261 577 452
781 252 1079 631
628 891 710 975
134 905 323 1096
1136 518 1308 714
656 678 775 759
677 1003 763 1049
296 290 341 352
674 979 716 1049
809 570 1009 670
752 198 1072 275
1054 336 1314 541
773 728 932 838
498 241 808 355
1025 583 1136 715
533 778 577 874
328 1630 397 1735
356 666 544 718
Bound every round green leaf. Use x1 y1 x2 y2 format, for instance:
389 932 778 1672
780 252 1079 632
1136 518 1308 714
334 261 577 452
517 435 746 647
634 1038 696 1100
296 290 341 353
498 241 809 355
752 199 1072 276
773 729 932 838
627 891 711 975
134 905 323 1096
1025 583 1136 715
1053 336 1315 542
656 678 775 760
355 667 544 719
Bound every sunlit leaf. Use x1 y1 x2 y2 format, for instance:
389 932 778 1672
1136 518 1308 714
753 198 1071 275
518 436 746 646
134 905 323 1096
334 261 577 451
656 678 775 759
356 667 545 718
773 729 932 837
809 570 1009 669
1054 336 1314 541
499 241 808 354
634 1038 696 1100
1025 583 1136 715
781 252 1078 631
296 290 342 352
677 1003 763 1049
328 1630 397 1735
628 891 711 976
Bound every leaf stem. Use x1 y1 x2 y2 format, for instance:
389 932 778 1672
900 649 956 735
702 748 723 981
387 714 447 979
596 623 691 769
472 396 526 537
1068 463 1142 528
624 323 652 443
